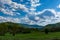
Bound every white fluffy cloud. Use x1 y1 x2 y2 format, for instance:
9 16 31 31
0 0 12 4
1 0 60 26
0 16 21 23
1 8 15 16
31 0 41 7
0 0 29 16
57 4 60 8
1 0 41 15
26 8 60 26
35 16 40 21
37 9 56 15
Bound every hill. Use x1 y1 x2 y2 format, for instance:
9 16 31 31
0 22 43 28
44 22 60 32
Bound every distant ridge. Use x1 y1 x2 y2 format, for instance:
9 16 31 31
0 22 43 28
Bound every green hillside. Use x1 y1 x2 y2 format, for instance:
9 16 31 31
44 23 60 32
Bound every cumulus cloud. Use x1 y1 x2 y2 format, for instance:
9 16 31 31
0 16 21 23
31 0 41 7
34 16 40 21
37 9 56 15
35 10 60 26
0 0 12 4
1 8 15 16
0 0 29 16
29 0 41 15
30 7 36 11
26 8 60 26
57 4 60 8
1 0 60 26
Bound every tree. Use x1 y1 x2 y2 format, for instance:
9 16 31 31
45 28 49 34
9 24 20 36
0 23 8 36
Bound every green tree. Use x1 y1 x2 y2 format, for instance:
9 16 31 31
9 24 20 36
0 23 8 36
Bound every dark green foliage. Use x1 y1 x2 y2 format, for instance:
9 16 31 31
44 28 49 34
0 23 8 36
44 22 60 32
0 22 34 36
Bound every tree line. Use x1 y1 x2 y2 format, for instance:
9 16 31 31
0 22 60 36
0 22 40 36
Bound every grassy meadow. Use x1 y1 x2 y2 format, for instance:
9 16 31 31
0 32 60 40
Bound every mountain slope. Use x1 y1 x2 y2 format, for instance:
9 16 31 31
0 22 43 28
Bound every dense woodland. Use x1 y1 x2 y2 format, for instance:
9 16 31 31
0 22 60 36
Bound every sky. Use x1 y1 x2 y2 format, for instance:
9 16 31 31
0 0 60 26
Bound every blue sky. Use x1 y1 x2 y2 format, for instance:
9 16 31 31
0 0 60 26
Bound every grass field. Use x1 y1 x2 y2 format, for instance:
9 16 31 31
0 32 60 40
